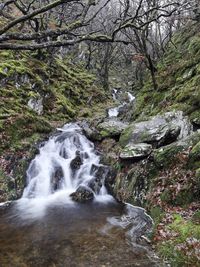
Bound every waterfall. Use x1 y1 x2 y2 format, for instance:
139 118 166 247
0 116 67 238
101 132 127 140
17 123 113 218
23 123 112 201
0 122 156 267
108 90 135 118
127 92 135 102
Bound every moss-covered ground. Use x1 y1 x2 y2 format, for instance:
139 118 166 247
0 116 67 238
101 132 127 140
132 22 200 125
0 50 112 201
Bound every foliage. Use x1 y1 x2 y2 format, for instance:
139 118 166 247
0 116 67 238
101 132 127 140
132 22 200 124
0 50 110 201
157 213 200 266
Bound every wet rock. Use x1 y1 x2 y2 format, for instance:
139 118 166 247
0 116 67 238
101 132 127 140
59 145 68 159
120 143 152 160
70 151 83 175
79 121 102 141
88 177 102 194
91 164 117 193
70 186 94 202
120 111 192 148
113 160 153 205
51 166 64 191
55 132 74 143
97 119 128 138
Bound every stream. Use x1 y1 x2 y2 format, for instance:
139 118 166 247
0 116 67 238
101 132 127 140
0 104 163 266
108 89 135 118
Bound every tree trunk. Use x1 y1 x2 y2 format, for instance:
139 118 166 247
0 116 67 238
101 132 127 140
147 54 157 91
101 61 109 91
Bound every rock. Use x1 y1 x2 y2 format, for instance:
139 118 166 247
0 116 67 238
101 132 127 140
90 164 117 193
70 186 94 202
190 110 200 127
7 177 16 190
120 111 192 147
113 160 153 205
97 119 128 138
28 97 43 115
154 131 200 169
51 166 64 191
55 132 74 143
79 121 102 141
70 151 83 175
88 177 102 194
120 143 152 160
188 140 200 169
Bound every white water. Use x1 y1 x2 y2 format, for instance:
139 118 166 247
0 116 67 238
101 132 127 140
108 90 135 118
127 92 135 102
17 123 114 218
112 88 118 100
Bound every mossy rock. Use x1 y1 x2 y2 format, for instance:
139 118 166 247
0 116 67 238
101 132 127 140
153 144 186 169
154 132 200 169
188 140 200 168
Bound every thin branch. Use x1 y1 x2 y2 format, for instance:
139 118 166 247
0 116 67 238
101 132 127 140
0 0 77 35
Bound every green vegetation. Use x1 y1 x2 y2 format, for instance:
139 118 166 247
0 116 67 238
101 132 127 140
0 50 111 201
132 22 200 124
0 50 109 154
158 214 200 267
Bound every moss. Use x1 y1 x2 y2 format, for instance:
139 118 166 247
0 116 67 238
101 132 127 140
188 141 200 168
153 145 186 169
192 210 200 223
131 22 200 123
119 125 134 147
0 50 109 157
158 214 200 266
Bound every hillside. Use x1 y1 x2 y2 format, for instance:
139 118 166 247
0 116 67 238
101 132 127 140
107 22 200 266
0 50 110 201
132 22 200 128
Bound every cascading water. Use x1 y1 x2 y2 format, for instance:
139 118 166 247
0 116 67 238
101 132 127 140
108 90 135 118
0 121 162 266
15 123 113 219
23 123 111 201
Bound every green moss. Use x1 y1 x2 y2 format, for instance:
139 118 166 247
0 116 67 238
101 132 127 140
119 125 134 147
158 214 200 266
132 22 200 123
153 145 186 169
188 141 200 168
0 50 109 156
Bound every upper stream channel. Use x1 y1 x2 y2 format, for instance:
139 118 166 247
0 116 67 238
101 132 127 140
0 90 163 267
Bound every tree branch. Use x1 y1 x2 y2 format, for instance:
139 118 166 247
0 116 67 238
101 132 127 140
0 0 77 35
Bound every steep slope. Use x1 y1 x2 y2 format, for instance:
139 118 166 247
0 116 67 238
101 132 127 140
133 22 200 127
116 22 200 266
0 50 110 201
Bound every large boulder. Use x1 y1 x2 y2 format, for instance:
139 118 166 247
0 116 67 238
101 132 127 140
119 111 192 148
70 185 94 202
97 119 128 138
120 143 152 160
